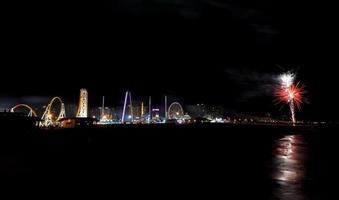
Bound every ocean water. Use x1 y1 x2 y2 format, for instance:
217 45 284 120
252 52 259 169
1 124 338 199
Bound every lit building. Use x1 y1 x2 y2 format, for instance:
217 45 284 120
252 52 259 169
59 117 97 128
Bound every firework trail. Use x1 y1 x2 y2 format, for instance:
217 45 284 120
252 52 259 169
275 73 307 124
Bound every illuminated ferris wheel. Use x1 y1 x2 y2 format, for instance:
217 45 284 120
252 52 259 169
168 102 184 120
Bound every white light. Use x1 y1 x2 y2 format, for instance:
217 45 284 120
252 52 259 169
280 73 295 88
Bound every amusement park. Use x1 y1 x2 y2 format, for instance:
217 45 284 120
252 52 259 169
6 88 191 128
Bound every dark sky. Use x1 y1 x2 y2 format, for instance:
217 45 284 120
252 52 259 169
1 1 338 120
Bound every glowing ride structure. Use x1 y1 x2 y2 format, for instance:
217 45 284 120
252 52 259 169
41 97 66 127
98 96 115 125
10 104 38 117
121 91 133 123
76 88 88 118
168 102 184 120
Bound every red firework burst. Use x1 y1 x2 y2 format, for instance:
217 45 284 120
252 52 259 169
274 82 307 110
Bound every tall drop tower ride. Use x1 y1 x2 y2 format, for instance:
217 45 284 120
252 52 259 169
76 88 88 118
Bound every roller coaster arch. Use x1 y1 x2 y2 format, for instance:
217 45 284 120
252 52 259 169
10 104 37 117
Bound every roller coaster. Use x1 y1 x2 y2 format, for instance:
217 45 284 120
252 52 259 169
10 104 38 117
11 96 66 127
41 97 66 127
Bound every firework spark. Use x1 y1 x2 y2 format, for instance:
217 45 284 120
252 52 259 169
275 73 307 124
279 73 295 88
275 82 307 110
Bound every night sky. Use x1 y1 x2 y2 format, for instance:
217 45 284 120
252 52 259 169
1 1 338 120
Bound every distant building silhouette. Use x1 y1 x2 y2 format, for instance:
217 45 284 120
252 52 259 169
0 112 40 131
